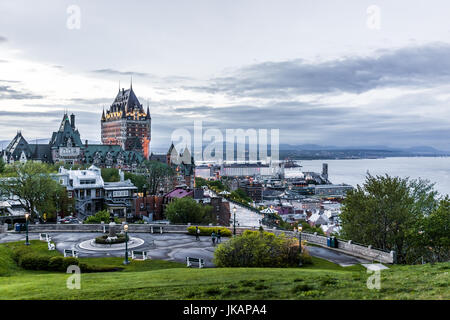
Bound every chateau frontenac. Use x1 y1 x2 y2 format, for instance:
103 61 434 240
101 83 151 159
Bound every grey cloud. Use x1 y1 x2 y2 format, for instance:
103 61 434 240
91 69 152 77
0 85 44 100
0 36 7 43
188 43 450 98
69 97 112 105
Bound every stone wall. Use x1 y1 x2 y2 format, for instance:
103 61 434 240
300 232 396 264
27 223 229 234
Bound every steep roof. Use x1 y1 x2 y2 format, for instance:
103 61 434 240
111 87 143 113
5 132 31 158
29 144 51 162
84 144 144 165
50 113 83 148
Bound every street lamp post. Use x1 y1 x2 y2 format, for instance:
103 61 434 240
123 224 129 265
298 225 303 267
233 206 237 236
25 213 30 246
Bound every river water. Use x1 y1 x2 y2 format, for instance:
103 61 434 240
297 157 450 197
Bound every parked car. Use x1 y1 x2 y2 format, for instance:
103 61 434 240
59 216 80 224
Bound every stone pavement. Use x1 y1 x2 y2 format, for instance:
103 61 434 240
0 232 370 267
0 232 225 267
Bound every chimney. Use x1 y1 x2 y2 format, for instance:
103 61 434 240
70 114 75 129
322 163 328 181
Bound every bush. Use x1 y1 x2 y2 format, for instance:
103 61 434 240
62 257 79 270
84 210 120 224
292 284 314 293
300 250 313 265
165 198 214 224
214 230 300 267
79 263 123 273
95 233 128 244
187 226 232 237
19 253 50 270
48 256 64 271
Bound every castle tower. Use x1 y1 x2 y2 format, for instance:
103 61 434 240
101 84 152 158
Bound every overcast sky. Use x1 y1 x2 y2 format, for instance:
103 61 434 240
1 0 450 151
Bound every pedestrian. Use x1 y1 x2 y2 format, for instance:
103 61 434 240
211 231 216 246
217 230 221 243
195 226 200 241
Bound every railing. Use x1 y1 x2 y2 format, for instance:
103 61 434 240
299 231 396 264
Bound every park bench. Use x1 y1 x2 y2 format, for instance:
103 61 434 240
186 257 204 268
39 233 51 242
150 226 163 234
64 249 78 258
131 250 149 261
47 241 56 250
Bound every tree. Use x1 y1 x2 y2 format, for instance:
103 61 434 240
0 162 67 220
101 168 120 182
165 197 213 224
340 174 439 263
84 210 120 224
214 230 299 267
0 158 5 174
230 188 252 203
410 197 450 263
140 160 175 195
194 177 208 188
124 172 147 193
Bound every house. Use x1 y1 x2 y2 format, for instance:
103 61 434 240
56 165 137 220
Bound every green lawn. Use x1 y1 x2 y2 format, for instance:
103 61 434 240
0 241 448 300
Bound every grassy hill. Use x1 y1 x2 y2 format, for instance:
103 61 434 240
0 241 448 300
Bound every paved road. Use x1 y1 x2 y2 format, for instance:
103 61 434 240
0 231 370 267
206 189 264 228
307 246 370 266
0 232 222 267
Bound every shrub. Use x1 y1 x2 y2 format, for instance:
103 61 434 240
166 198 214 224
95 233 128 244
19 253 49 270
292 284 314 293
187 226 232 237
62 257 79 270
79 263 123 273
319 276 337 286
300 250 313 265
48 256 65 271
84 210 120 224
214 230 300 267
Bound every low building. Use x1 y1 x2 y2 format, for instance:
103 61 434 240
219 163 278 177
195 165 212 179
134 195 164 221
209 197 231 226
242 182 264 202
314 184 353 196
104 180 137 219
56 165 137 219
